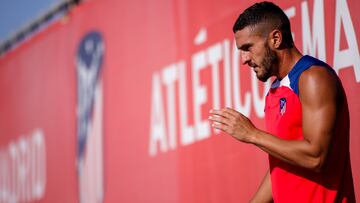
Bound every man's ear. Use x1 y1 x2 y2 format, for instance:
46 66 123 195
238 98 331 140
269 29 282 49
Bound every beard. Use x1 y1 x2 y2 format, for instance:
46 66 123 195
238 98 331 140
256 43 277 82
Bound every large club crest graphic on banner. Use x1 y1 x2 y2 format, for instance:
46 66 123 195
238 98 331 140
76 31 105 203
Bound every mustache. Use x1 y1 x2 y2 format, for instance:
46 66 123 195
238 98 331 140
248 62 258 67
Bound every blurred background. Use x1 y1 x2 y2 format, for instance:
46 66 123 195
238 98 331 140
0 0 58 41
0 0 359 202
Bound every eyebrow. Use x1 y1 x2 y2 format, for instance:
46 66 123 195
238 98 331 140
238 43 253 51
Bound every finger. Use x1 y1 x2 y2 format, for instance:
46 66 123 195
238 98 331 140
208 115 230 126
211 121 228 132
224 107 241 117
224 107 250 122
209 109 234 119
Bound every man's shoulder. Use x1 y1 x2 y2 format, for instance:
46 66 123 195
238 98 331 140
300 65 338 87
298 65 339 103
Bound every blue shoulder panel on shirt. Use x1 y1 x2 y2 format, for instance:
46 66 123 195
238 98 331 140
288 55 335 96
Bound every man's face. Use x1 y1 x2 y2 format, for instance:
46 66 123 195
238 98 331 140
234 26 277 82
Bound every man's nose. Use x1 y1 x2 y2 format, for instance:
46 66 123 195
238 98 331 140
241 51 250 65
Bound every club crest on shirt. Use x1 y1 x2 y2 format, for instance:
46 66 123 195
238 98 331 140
280 98 286 115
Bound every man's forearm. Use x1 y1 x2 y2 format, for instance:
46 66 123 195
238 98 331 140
209 107 331 171
251 130 325 171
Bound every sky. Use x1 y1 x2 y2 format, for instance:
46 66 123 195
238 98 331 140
0 0 61 43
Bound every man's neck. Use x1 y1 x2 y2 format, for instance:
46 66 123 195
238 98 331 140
276 47 303 80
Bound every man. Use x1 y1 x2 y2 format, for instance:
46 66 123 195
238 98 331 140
209 1 355 202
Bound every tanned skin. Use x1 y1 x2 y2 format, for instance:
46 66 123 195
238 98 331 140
208 26 340 202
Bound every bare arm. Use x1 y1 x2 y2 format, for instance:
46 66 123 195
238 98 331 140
250 170 273 203
209 66 338 171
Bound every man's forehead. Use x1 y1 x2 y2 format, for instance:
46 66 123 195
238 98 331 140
234 27 257 48
234 26 252 39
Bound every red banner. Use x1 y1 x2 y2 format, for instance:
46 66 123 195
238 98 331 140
0 0 359 202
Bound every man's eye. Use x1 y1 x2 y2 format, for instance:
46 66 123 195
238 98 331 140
243 45 251 51
239 44 253 51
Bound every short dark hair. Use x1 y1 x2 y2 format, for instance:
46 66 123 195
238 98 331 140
233 1 294 48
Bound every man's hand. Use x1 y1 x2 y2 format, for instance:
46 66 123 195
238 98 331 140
209 107 258 144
